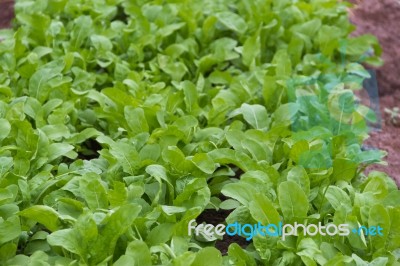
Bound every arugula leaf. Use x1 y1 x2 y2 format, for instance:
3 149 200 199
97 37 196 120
278 181 309 222
19 205 61 232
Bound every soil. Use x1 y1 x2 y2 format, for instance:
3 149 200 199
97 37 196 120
348 0 400 185
349 0 400 95
365 90 400 186
0 0 14 29
197 209 249 254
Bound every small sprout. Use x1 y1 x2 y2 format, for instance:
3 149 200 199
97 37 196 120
384 107 400 127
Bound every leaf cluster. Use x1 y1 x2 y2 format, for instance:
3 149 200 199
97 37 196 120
0 0 397 265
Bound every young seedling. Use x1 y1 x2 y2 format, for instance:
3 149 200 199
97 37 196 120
384 107 400 126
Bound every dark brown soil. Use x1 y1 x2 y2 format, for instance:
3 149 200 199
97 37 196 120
197 209 249 254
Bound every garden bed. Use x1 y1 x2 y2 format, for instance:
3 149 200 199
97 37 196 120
0 0 399 265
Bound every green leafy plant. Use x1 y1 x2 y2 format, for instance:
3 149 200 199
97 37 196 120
0 0 398 265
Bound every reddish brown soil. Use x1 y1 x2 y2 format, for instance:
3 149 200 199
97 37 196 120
349 0 400 185
0 0 13 29
350 0 400 95
365 91 400 186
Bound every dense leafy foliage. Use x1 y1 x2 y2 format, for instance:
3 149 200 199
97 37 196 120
0 0 398 265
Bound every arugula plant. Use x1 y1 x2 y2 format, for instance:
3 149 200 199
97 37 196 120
0 0 398 265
